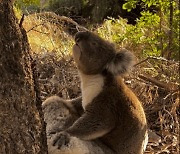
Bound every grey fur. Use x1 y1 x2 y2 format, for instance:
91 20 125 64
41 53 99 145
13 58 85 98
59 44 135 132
43 96 115 154
106 49 135 75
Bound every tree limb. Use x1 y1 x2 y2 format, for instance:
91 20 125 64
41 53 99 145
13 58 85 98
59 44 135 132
34 12 87 36
134 56 179 67
19 14 25 27
138 74 179 91
27 23 46 33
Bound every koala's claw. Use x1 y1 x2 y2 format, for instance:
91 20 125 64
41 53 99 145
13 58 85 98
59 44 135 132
52 132 70 149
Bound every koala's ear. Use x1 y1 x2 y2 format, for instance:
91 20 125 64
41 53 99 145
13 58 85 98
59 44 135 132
106 49 135 75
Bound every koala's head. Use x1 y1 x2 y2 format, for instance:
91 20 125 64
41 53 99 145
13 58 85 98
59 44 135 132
72 31 135 75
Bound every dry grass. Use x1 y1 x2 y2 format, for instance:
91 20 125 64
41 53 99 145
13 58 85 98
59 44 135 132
23 14 179 154
129 62 179 154
23 13 74 56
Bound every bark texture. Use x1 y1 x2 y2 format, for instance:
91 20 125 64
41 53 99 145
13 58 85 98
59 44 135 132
0 1 47 153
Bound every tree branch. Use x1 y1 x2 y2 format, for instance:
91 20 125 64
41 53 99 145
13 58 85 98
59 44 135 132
30 29 49 35
138 74 179 91
27 23 46 33
134 56 178 67
19 14 25 27
35 12 87 36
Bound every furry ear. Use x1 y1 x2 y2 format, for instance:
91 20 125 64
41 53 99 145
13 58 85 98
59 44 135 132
106 49 135 75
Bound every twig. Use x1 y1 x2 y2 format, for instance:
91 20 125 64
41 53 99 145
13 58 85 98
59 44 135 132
19 14 25 27
27 23 46 33
134 56 178 67
31 29 49 35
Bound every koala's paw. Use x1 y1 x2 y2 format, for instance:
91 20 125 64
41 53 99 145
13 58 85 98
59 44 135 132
52 132 70 149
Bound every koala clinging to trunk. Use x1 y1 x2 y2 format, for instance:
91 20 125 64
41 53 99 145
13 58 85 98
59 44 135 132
43 31 148 154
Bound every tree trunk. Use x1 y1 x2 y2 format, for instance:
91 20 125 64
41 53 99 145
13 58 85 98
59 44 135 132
167 0 174 59
88 0 121 23
159 4 164 57
0 1 47 153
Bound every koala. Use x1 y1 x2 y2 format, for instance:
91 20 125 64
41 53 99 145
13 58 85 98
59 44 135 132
43 96 115 154
43 31 148 154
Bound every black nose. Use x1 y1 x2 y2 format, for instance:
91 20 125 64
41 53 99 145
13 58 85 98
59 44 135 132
74 31 90 43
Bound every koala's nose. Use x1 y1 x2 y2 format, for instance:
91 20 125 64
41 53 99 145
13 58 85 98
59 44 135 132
75 31 90 43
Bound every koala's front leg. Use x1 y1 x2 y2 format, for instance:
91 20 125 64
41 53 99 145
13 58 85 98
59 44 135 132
52 111 115 148
52 131 70 149
65 110 115 140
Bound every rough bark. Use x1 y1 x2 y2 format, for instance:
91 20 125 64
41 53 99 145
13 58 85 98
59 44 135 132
0 1 47 153
167 0 174 59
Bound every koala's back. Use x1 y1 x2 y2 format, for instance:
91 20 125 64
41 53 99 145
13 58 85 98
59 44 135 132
85 75 148 154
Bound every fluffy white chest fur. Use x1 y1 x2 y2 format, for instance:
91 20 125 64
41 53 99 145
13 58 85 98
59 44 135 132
79 72 104 109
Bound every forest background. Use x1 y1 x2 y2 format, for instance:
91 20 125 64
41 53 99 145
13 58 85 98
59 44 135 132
1 0 179 153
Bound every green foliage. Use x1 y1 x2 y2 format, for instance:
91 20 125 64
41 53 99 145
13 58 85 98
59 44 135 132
97 13 162 58
15 0 40 8
107 0 180 60
14 5 23 19
15 0 41 15
122 0 138 12
82 0 90 6
135 12 161 56
122 0 169 11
